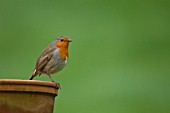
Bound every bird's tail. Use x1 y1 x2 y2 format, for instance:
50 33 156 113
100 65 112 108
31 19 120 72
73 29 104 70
29 74 35 80
29 69 37 80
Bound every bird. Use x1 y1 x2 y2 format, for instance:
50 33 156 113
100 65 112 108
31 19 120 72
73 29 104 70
29 36 72 89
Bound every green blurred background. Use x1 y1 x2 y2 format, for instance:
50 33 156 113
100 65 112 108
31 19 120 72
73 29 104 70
0 0 170 113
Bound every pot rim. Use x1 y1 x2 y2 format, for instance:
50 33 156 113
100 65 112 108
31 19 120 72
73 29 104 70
0 79 58 96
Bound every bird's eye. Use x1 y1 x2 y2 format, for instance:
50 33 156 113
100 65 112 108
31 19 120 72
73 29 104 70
61 39 64 42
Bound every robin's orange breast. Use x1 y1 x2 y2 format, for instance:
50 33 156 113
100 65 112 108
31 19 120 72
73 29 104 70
58 47 68 62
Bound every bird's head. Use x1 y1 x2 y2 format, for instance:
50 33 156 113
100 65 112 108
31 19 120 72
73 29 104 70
56 36 72 48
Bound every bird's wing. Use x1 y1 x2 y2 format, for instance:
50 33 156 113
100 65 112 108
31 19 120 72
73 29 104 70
36 56 49 71
34 45 56 71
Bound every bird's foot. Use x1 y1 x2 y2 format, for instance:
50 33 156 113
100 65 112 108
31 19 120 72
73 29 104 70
52 80 61 89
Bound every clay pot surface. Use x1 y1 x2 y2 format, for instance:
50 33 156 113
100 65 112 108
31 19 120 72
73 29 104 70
0 79 58 113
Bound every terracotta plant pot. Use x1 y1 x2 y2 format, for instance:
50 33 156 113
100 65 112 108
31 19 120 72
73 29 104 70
0 79 58 113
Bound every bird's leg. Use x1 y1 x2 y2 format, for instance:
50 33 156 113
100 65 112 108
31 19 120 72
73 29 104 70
45 73 61 89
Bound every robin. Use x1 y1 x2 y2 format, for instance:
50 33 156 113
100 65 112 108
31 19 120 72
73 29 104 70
29 36 72 89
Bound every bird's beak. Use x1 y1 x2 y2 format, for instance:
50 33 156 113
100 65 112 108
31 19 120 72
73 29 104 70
68 39 72 42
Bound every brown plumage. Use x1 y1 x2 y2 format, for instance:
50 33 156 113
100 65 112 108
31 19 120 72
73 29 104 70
29 36 72 88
